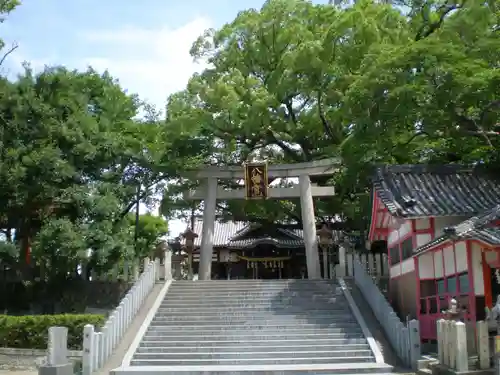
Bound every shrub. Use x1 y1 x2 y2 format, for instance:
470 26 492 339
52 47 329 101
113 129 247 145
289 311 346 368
0 314 105 349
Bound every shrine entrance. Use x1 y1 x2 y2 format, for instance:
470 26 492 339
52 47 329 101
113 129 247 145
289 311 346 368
244 257 289 279
184 158 340 280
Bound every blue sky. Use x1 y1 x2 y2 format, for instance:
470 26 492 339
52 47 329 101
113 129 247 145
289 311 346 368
0 0 329 237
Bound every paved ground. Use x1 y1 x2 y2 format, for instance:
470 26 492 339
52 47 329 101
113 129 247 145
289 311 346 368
0 352 39 374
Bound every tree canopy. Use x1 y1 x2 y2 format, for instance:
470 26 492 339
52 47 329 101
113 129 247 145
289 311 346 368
0 64 171 278
0 0 498 283
161 0 500 231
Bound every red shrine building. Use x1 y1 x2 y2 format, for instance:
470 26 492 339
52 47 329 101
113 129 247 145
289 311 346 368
368 164 500 341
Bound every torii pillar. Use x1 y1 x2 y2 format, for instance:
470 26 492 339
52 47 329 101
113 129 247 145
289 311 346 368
184 158 340 280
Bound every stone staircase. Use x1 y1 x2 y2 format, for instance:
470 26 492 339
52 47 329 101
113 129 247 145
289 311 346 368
114 279 393 374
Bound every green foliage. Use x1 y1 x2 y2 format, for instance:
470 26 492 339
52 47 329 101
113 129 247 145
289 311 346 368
0 314 105 349
128 213 169 258
160 0 500 232
0 65 170 279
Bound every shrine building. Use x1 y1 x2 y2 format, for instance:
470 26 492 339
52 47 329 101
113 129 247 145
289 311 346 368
368 164 500 341
175 220 327 280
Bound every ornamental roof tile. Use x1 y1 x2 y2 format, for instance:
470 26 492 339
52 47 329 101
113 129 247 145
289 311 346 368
373 164 500 218
414 204 500 255
177 220 306 248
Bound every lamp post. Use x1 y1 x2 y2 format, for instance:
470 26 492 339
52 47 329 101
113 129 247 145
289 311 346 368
317 224 333 279
181 228 198 280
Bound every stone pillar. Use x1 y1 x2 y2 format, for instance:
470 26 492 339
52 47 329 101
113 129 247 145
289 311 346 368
322 247 328 279
39 326 73 375
298 174 321 279
199 177 217 280
164 248 172 280
336 243 346 277
171 255 183 280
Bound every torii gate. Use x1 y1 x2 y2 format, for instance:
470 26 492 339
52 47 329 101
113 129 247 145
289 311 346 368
184 158 340 280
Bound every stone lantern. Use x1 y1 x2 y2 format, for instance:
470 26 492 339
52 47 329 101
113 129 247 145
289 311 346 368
317 224 333 279
181 227 198 280
442 298 465 321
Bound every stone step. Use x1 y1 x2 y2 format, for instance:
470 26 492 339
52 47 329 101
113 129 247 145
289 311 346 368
174 279 337 285
114 363 393 375
169 281 339 287
148 321 360 333
150 315 356 323
133 349 374 361
146 327 363 336
139 337 369 347
167 290 342 294
170 283 341 291
163 294 343 300
159 299 345 306
154 311 355 319
160 299 346 305
167 287 340 291
136 343 371 353
163 293 346 303
146 322 359 331
130 356 375 366
168 287 342 295
157 305 350 312
142 332 365 341
113 363 393 374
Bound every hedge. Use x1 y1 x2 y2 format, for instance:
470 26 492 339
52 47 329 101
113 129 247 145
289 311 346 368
0 314 106 350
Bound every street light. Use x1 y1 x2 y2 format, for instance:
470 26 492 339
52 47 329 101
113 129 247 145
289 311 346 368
181 227 198 280
317 224 333 279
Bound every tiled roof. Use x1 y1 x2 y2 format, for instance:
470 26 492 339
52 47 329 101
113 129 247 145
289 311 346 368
227 237 304 249
373 164 500 218
179 220 247 247
177 220 305 248
414 204 500 255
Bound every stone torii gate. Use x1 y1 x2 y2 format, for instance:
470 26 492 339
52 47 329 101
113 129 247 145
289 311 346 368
184 158 340 280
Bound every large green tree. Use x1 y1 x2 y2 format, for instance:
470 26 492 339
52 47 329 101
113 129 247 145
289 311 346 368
344 0 500 167
161 0 499 232
0 66 165 278
161 0 411 228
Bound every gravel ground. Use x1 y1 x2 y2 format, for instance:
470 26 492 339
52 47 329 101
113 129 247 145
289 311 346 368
0 353 39 372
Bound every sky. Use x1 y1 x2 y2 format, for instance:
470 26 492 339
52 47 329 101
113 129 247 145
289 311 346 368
0 0 330 238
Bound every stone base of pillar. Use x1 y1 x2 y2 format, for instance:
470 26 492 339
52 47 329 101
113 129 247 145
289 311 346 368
171 255 184 280
38 363 73 375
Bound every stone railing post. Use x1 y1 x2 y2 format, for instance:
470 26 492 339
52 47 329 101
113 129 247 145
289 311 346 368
455 322 468 371
336 243 346 277
437 319 445 364
143 257 150 273
164 248 172 280
477 320 490 369
38 326 73 375
82 324 95 375
154 258 161 281
408 319 421 370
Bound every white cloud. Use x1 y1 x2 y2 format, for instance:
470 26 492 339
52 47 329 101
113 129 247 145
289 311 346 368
77 17 212 114
6 18 212 238
83 18 212 237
